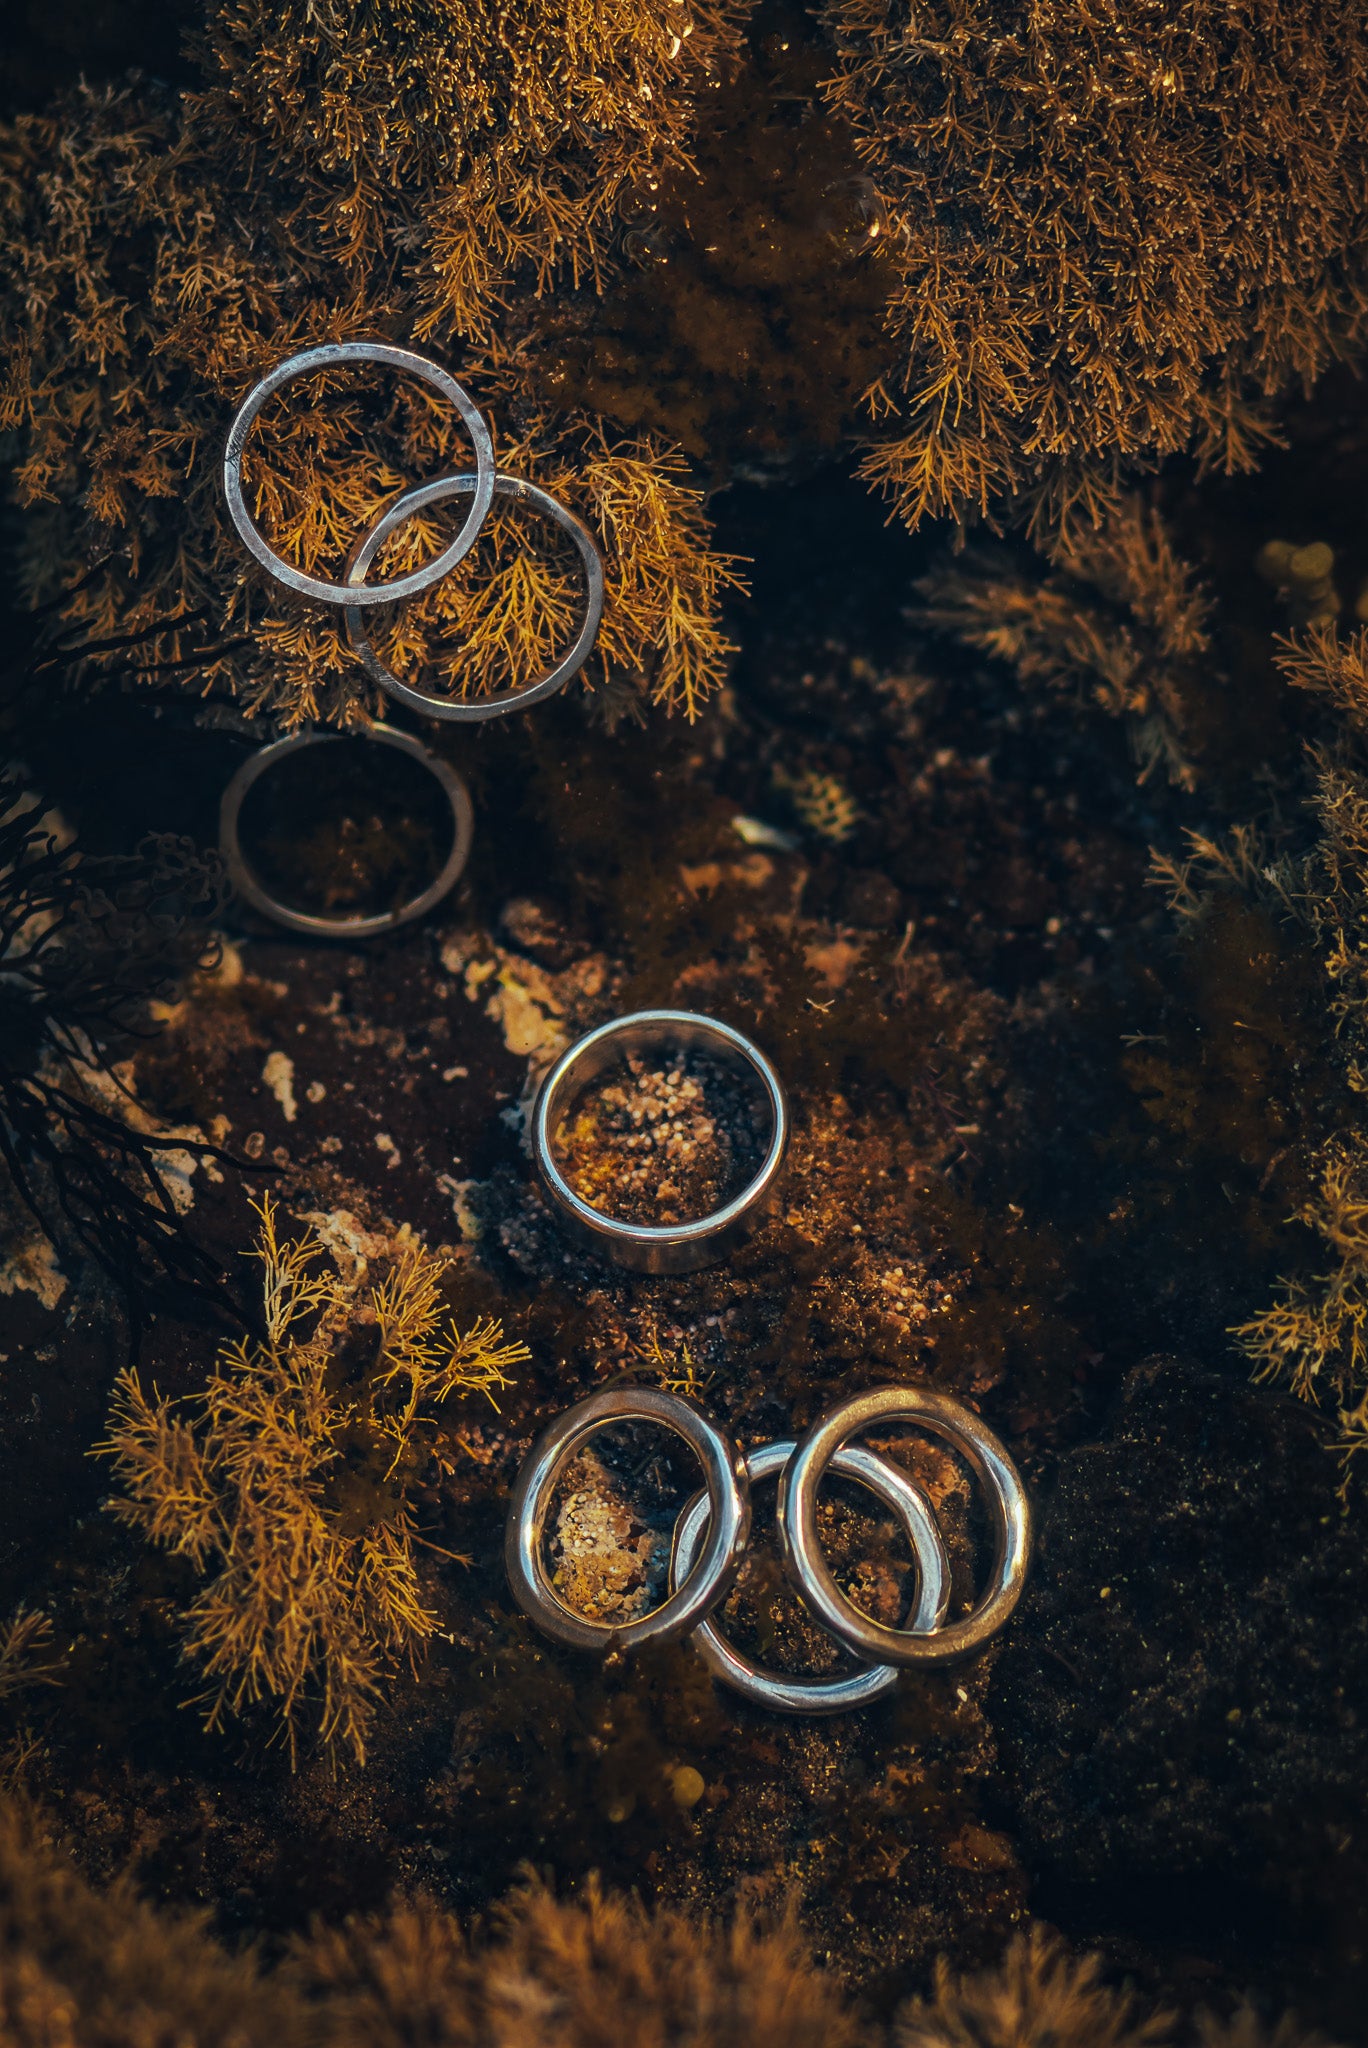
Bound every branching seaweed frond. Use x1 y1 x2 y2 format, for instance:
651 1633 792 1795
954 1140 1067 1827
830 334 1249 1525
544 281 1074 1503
917 496 1216 786
0 1612 62 1704
822 0 1368 542
1276 625 1368 732
1235 1138 1368 1471
1147 826 1303 928
98 1199 529 1764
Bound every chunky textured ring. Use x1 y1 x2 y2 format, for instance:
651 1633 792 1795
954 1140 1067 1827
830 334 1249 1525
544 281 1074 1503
671 1439 949 1716
222 341 496 609
777 1385 1032 1667
219 723 474 939
504 1385 751 1653
532 1010 788 1275
343 472 606 721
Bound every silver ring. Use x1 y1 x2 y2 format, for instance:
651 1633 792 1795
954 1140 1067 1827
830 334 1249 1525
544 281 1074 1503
777 1386 1032 1666
504 1386 750 1652
532 1010 789 1275
671 1439 949 1715
222 341 496 608
344 472 607 721
219 723 474 939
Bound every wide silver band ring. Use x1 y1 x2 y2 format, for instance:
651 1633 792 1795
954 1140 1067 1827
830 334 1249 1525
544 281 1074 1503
671 1439 949 1716
777 1385 1032 1666
222 341 496 608
344 473 607 721
504 1386 750 1652
533 1011 789 1275
219 723 474 939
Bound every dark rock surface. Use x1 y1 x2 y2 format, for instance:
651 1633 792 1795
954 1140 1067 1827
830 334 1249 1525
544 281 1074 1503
993 1355 1368 2027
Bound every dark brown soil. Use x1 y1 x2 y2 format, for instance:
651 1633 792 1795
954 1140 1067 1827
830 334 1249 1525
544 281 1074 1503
555 1049 771 1225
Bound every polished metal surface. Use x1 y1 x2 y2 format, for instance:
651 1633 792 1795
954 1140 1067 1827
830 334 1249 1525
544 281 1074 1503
504 1386 751 1652
777 1384 1032 1666
219 723 474 939
532 1010 789 1274
344 472 606 721
671 1438 949 1715
222 340 496 608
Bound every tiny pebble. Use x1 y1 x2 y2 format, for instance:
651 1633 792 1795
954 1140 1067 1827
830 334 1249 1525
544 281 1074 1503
669 1765 706 1809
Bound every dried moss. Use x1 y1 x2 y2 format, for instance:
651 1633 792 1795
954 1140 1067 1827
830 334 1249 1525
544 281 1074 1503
895 1929 1170 2048
0 1784 1340 2048
0 1792 304 2048
0 1787 874 2048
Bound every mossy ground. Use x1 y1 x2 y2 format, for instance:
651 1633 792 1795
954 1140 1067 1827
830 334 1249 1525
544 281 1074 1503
2 9 1368 2044
1 439 1365 2039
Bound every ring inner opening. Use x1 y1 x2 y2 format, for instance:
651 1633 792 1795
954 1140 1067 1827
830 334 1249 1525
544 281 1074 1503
707 1472 919 1678
821 1429 987 1625
244 362 473 582
552 1040 772 1228
542 1419 702 1626
235 738 456 920
362 496 587 706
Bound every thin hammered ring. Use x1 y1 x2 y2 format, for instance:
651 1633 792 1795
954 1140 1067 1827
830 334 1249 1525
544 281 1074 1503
219 723 474 939
504 1386 751 1652
343 472 607 722
222 341 496 608
671 1439 950 1716
777 1386 1032 1667
533 1011 789 1275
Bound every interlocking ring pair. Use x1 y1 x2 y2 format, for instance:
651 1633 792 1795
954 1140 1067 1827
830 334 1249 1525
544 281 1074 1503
218 341 605 935
223 339 605 722
505 1383 1032 1716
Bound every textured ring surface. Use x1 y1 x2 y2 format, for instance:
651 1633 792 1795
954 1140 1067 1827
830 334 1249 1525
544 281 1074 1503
777 1385 1032 1666
219 723 473 939
222 340 496 608
504 1386 751 1652
671 1439 949 1715
533 1010 788 1275
344 472 606 721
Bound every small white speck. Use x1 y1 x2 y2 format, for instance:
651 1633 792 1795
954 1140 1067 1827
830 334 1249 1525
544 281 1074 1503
261 1052 296 1122
732 814 799 852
